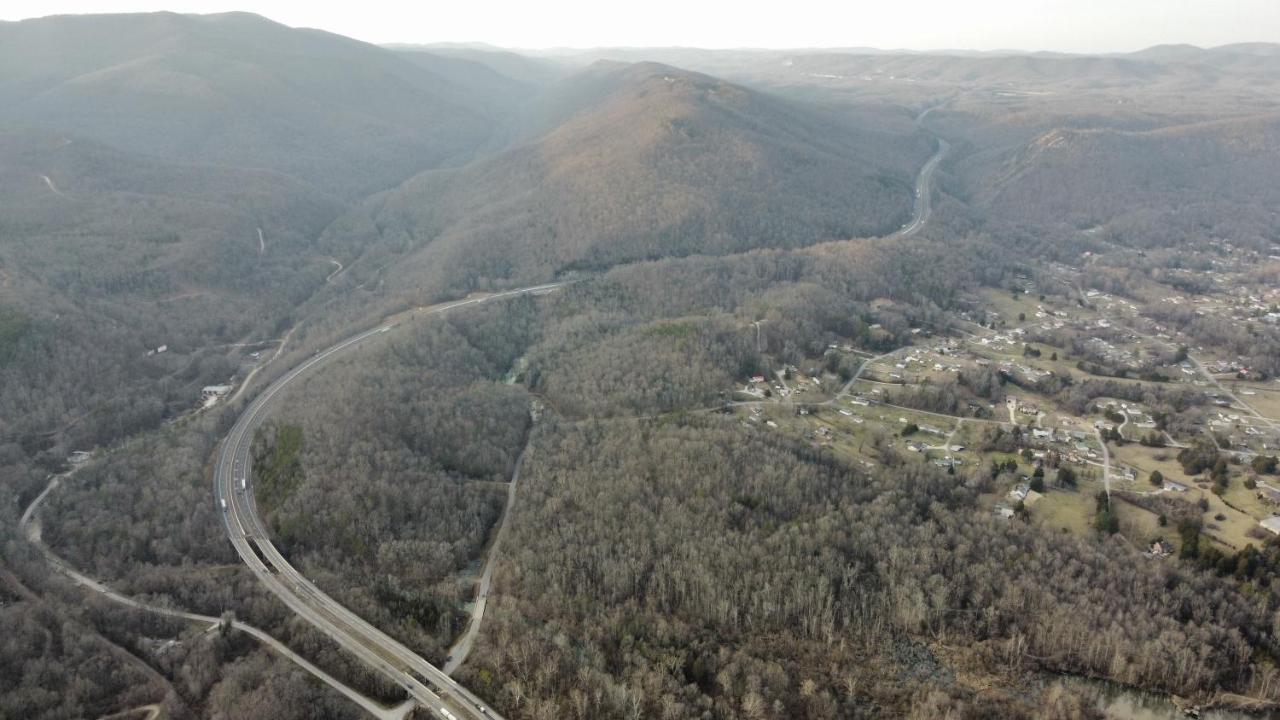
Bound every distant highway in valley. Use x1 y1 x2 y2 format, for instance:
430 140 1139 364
25 97 953 720
215 284 563 720
210 100 951 720
898 104 950 238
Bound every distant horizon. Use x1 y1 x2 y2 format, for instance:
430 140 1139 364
2 1 1278 56
386 38 1279 57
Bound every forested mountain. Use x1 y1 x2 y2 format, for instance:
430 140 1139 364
340 61 931 296
0 12 521 198
8 10 1280 720
961 114 1280 252
0 12 543 472
0 127 342 459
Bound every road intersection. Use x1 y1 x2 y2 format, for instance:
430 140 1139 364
216 285 563 720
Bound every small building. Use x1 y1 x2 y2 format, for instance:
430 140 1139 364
1009 483 1030 502
1257 486 1280 505
1163 479 1190 493
202 385 233 402
1261 516 1280 536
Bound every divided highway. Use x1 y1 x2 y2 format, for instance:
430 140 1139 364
899 136 949 237
21 473 412 720
213 104 951 719
215 284 563 720
899 104 949 238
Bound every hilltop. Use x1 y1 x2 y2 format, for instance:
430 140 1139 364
346 61 932 295
966 114 1280 251
0 12 522 198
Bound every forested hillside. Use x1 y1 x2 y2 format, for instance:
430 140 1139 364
0 128 338 476
9 12 1280 720
464 415 1271 719
0 11 534 498
959 114 1280 254
0 11 518 198
342 62 931 296
0 14 551 718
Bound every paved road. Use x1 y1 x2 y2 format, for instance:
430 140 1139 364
1095 428 1112 499
899 136 949 237
1122 324 1279 435
1187 354 1279 433
835 349 900 398
898 104 950 238
325 257 345 283
216 284 564 720
444 448 527 675
20 474 410 720
41 173 67 197
210 98 954 717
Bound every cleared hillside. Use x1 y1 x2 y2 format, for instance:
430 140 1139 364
349 62 931 296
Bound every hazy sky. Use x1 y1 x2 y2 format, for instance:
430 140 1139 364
3 0 1278 53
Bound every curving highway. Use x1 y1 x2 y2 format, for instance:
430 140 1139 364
212 100 953 720
898 104 950 238
898 135 950 237
20 473 412 720
215 284 564 720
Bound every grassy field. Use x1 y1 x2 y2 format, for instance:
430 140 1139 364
1197 488 1263 551
1109 443 1194 485
1231 382 1280 420
1112 498 1168 547
1032 485 1096 535
1223 482 1278 521
978 287 1040 325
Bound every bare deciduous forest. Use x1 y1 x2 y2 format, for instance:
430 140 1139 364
5 10 1280 720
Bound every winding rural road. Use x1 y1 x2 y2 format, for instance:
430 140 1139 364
209 100 952 720
325 257 345 283
20 474 413 720
40 173 67 197
216 283 563 720
443 448 527 675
